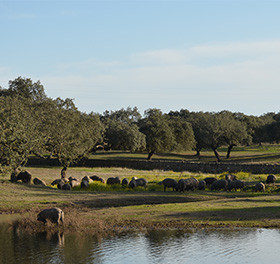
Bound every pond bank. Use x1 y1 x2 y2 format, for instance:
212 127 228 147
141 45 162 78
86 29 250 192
2 182 280 234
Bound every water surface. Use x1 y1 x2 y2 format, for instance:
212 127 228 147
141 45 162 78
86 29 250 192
0 222 279 264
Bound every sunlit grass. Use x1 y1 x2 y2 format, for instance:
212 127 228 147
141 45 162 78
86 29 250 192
4 162 280 231
87 143 280 164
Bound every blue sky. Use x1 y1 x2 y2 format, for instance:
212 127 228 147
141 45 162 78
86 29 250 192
1 0 280 115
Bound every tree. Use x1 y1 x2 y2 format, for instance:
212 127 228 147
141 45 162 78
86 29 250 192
0 77 105 176
0 96 43 173
201 113 226 162
217 111 251 158
0 77 50 173
236 113 274 145
41 98 104 176
104 120 146 152
185 111 210 157
166 115 196 152
101 106 142 125
259 121 280 144
180 112 226 162
100 107 145 152
170 110 213 157
177 110 252 161
0 76 47 101
139 109 176 160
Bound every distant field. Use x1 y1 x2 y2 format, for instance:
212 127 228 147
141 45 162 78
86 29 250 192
89 144 280 164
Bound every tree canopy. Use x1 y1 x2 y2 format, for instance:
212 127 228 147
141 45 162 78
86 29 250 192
0 95 43 172
1 76 280 171
139 109 195 159
0 77 104 175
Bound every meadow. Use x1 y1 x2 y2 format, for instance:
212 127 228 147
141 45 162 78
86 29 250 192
2 165 280 234
89 144 280 164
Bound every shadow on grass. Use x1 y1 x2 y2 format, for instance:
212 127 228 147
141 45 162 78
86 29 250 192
73 194 206 208
164 206 280 221
91 150 280 163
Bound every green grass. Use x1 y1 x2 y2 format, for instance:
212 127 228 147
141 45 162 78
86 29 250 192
3 166 280 233
88 143 280 164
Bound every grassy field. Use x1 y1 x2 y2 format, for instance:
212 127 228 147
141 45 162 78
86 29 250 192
2 166 280 234
89 144 280 164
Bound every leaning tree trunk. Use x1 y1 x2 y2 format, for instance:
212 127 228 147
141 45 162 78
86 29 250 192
61 166 67 179
212 147 221 162
147 150 155 160
226 144 235 159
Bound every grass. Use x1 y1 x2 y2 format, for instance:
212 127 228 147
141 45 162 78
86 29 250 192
2 166 280 234
88 143 280 164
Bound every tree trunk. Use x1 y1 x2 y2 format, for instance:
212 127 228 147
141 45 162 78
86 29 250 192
10 167 20 183
195 149 201 157
212 147 221 162
61 166 67 179
147 150 155 160
226 145 235 159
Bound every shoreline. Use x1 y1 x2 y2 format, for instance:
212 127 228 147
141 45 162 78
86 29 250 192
7 212 280 237
3 195 280 235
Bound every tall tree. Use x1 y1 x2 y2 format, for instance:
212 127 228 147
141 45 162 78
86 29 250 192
0 77 49 173
139 109 175 160
217 111 251 158
185 111 210 157
0 96 43 173
100 107 145 152
1 76 47 101
104 120 146 152
41 98 104 176
101 106 142 125
166 115 196 152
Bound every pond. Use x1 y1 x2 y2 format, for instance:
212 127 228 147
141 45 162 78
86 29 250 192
0 222 280 264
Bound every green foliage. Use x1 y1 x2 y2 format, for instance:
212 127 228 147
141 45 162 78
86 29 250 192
101 106 142 124
104 121 146 152
100 107 146 152
139 109 176 154
0 77 104 173
217 111 251 146
2 76 280 170
42 99 104 167
168 109 280 160
176 111 212 153
0 96 44 170
166 116 196 151
259 121 280 144
0 76 47 101
0 77 50 171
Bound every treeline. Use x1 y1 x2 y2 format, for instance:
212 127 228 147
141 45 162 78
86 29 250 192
0 77 279 174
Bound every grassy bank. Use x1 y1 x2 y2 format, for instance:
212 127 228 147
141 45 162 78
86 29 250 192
1 166 280 234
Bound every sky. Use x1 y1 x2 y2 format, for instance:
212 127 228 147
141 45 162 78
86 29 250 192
1 0 280 116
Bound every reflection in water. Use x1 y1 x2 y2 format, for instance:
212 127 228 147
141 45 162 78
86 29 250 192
1 223 280 264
